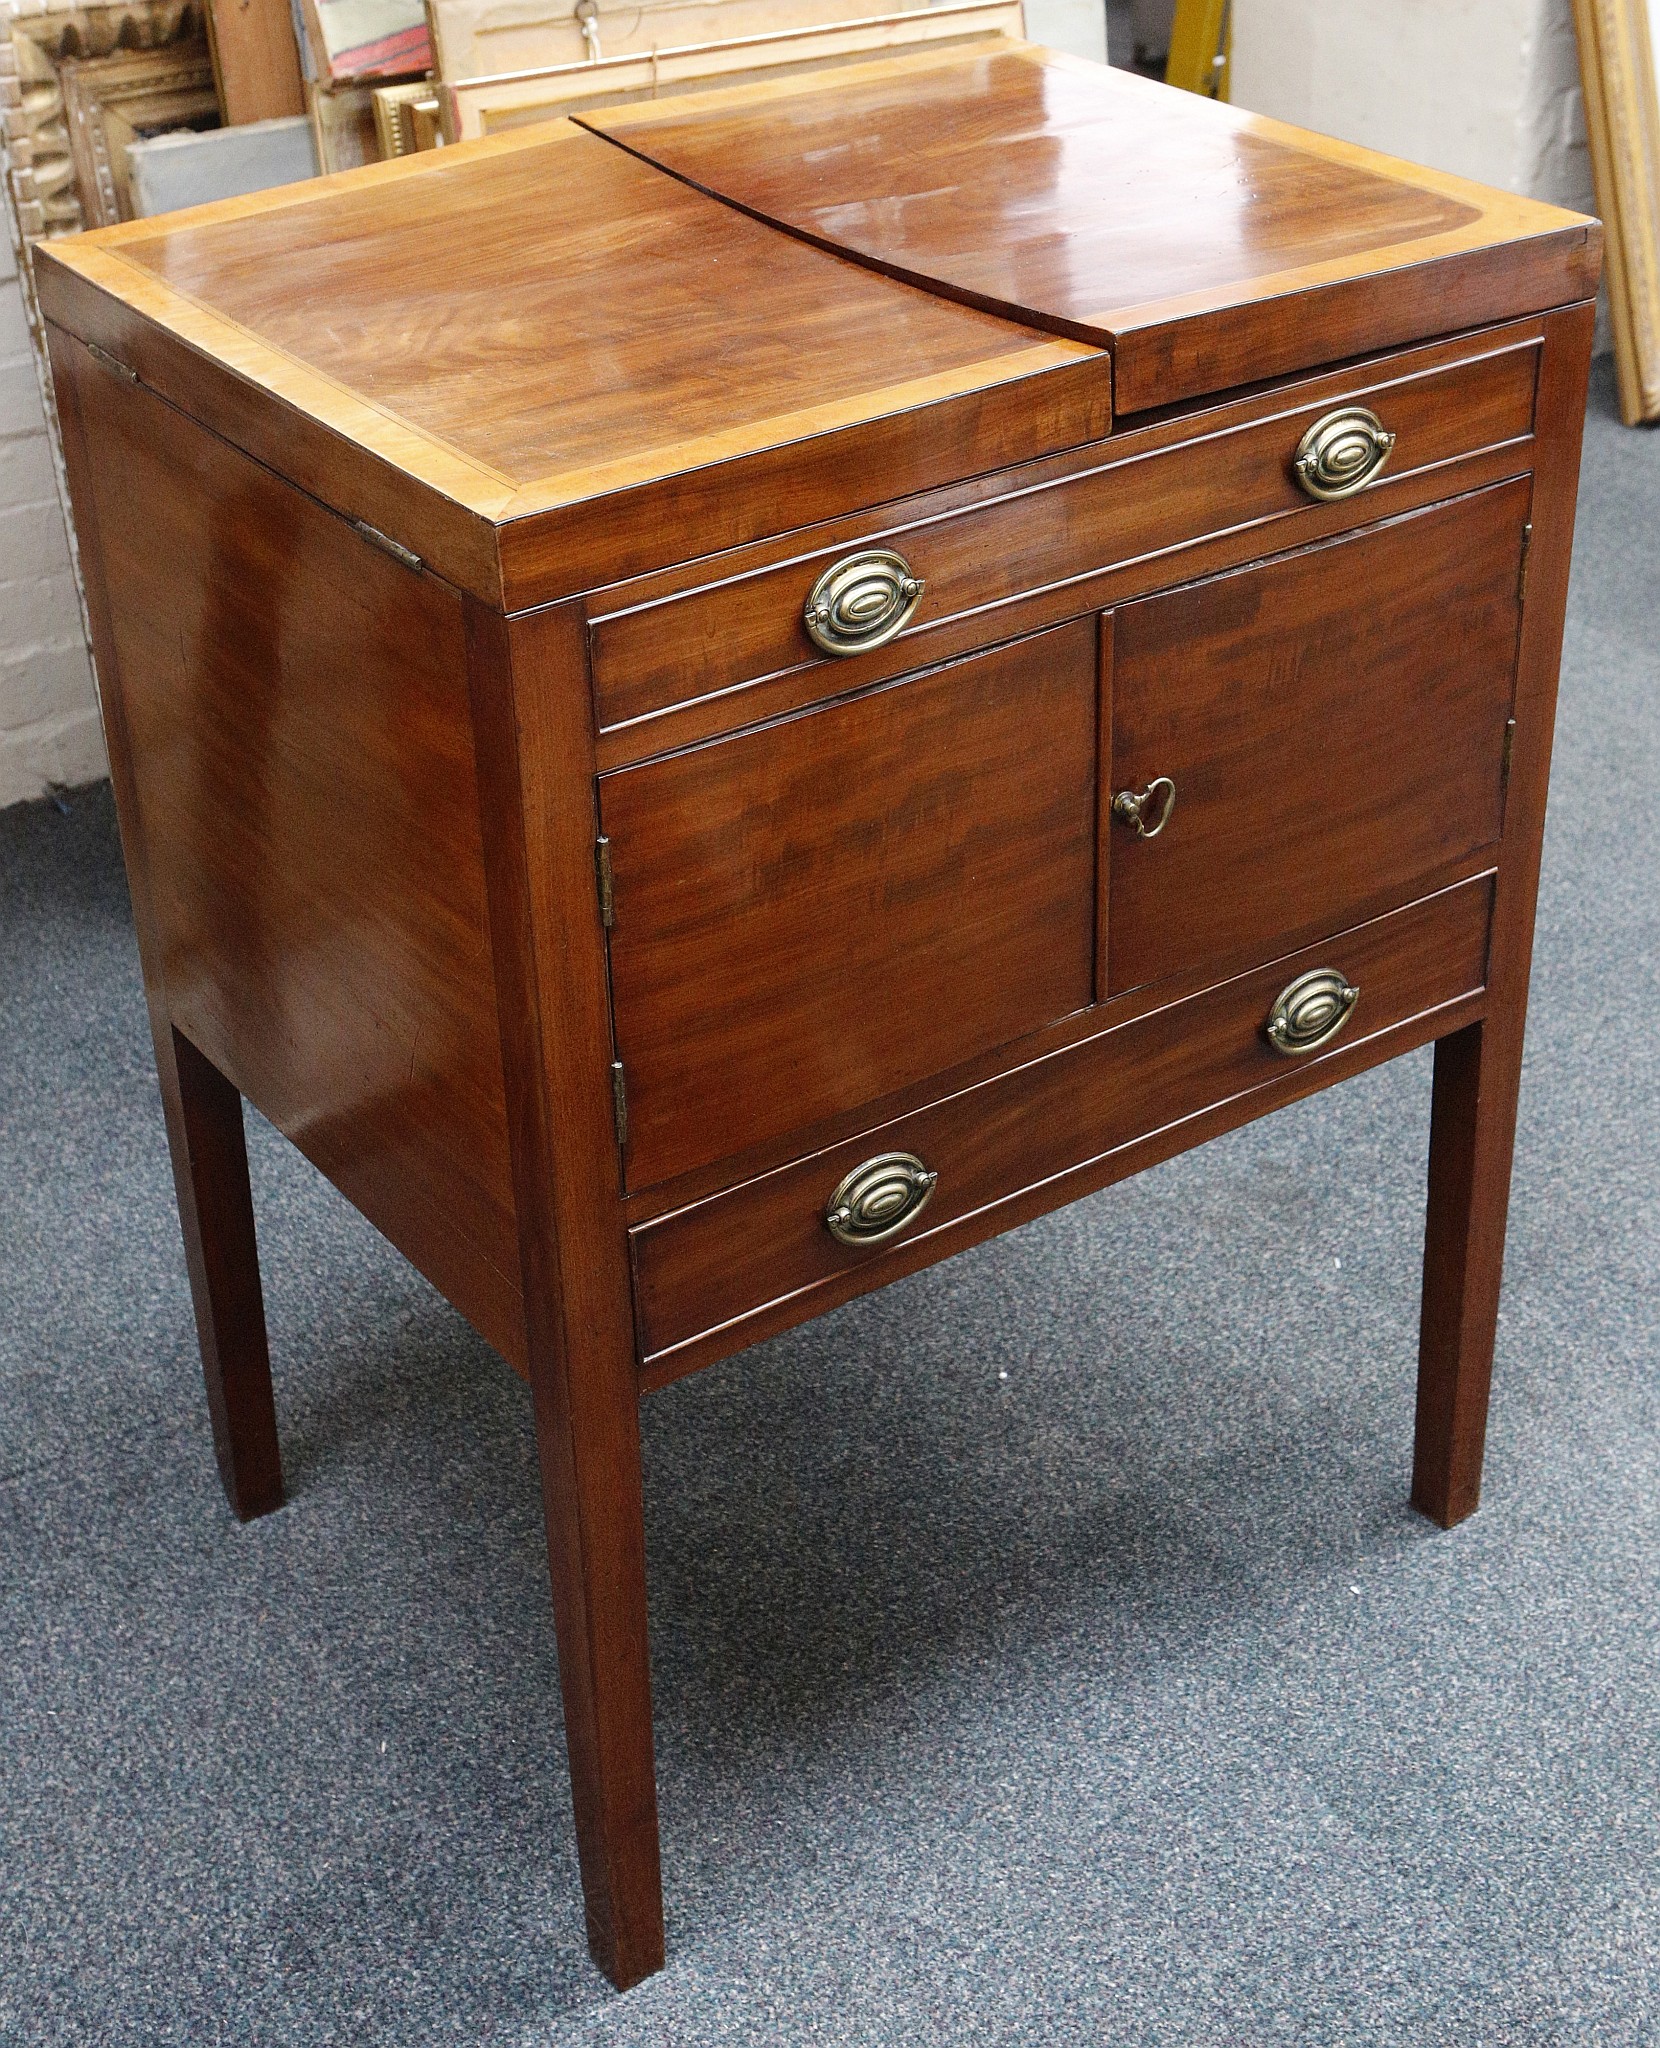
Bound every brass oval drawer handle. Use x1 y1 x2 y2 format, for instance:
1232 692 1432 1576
803 549 924 657
1293 407 1397 501
1112 775 1177 839
824 1151 939 1246
1265 968 1360 1056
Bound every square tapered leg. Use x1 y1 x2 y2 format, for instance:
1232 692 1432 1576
159 1025 283 1521
1412 1020 1520 1528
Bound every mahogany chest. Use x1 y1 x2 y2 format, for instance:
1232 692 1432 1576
37 40 1600 1988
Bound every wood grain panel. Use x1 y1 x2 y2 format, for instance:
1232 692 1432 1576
49 329 526 1367
1105 481 1529 995
52 324 291 1520
633 875 1494 1372
37 240 1110 614
589 335 1539 732
601 619 1100 1191
586 44 1600 409
489 342 1111 611
35 119 1112 609
96 122 1100 495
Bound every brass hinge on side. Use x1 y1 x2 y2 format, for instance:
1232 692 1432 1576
352 518 423 574
610 1060 628 1150
595 834 615 928
1518 522 1534 604
87 340 138 385
1501 717 1517 793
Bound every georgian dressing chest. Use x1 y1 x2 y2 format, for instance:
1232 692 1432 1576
38 41 1600 1988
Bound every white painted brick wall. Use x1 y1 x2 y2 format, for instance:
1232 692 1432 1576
1231 0 1597 212
1025 0 1107 63
1516 0 1599 210
0 222 107 809
1232 0 1606 350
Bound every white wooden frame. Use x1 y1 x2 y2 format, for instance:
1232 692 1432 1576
441 1 1023 141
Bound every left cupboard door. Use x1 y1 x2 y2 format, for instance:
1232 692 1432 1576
599 616 1102 1193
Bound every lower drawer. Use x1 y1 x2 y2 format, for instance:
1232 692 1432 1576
629 875 1494 1375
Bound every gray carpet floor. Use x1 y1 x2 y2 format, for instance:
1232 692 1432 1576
3 361 1658 2046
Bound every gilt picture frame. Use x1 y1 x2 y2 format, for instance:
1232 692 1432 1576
1573 0 1660 421
59 44 220 227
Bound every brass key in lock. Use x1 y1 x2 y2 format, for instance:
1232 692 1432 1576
1112 775 1177 839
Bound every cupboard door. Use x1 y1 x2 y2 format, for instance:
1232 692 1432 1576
601 618 1099 1191
1105 480 1527 994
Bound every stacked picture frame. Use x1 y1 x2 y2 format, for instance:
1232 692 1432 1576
1573 0 1660 422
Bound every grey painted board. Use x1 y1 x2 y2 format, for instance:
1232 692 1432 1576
128 116 320 219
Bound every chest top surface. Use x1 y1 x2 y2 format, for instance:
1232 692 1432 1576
36 38 1597 607
89 123 1076 493
588 45 1598 408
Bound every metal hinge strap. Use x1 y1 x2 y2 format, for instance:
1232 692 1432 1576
352 519 423 573
610 1060 628 1149
595 835 615 928
87 341 138 384
1518 521 1533 604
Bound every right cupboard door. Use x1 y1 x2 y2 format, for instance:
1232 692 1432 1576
1104 479 1529 996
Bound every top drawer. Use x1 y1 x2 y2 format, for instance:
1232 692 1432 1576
588 330 1539 738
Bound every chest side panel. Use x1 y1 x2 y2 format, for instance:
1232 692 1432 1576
50 330 526 1369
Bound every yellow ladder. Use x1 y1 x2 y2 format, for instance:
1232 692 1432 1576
1165 0 1231 99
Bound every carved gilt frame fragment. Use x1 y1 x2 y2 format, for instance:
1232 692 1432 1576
1 0 209 639
59 42 218 226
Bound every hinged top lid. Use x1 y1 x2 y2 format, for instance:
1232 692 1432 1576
35 104 1108 607
586 42 1600 414
36 41 1597 609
